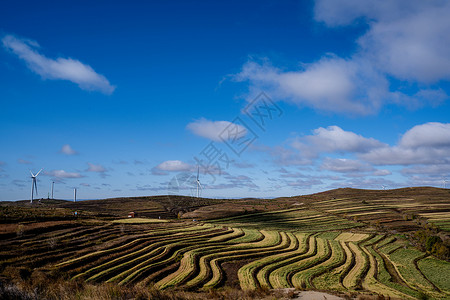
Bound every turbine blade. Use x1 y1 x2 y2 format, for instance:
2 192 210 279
197 166 199 180
30 170 34 177
35 169 43 176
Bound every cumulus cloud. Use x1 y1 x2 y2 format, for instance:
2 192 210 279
2 34 115 94
235 1 450 114
292 125 385 158
186 118 247 142
155 160 192 172
45 169 84 178
235 57 387 115
315 0 450 82
362 122 450 165
400 122 450 148
86 163 106 172
253 125 385 167
60 144 78 155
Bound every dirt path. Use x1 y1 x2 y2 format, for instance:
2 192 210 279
273 288 345 300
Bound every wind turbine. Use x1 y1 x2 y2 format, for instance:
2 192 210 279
73 188 77 202
30 169 42 203
443 178 448 189
381 185 386 190
196 166 202 198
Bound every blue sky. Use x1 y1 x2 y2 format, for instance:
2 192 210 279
1 0 450 201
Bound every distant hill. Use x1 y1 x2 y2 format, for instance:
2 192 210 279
1 187 449 232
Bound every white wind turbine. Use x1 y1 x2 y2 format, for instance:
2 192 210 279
381 185 386 190
196 166 202 198
30 169 42 203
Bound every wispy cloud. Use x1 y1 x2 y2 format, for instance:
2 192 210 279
12 179 26 188
17 159 32 165
2 34 115 94
44 169 84 178
60 144 78 155
320 157 374 173
86 163 107 172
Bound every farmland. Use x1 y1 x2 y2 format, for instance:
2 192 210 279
0 187 449 299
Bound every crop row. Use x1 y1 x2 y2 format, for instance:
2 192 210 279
4 220 449 299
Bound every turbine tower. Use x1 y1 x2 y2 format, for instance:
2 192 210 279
196 166 202 198
51 181 55 199
30 169 42 203
73 188 77 202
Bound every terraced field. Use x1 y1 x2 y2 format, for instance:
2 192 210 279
207 207 365 232
1 188 449 299
1 219 448 299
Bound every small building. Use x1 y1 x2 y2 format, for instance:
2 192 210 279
128 211 136 218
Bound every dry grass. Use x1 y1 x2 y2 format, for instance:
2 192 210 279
112 218 168 224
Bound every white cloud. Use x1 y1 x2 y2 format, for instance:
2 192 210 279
292 125 385 157
60 144 78 155
321 157 373 173
87 163 106 172
155 160 192 172
2 34 115 94
186 118 247 142
235 1 450 114
400 122 450 148
235 57 387 115
315 0 450 83
45 169 83 178
362 122 450 165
